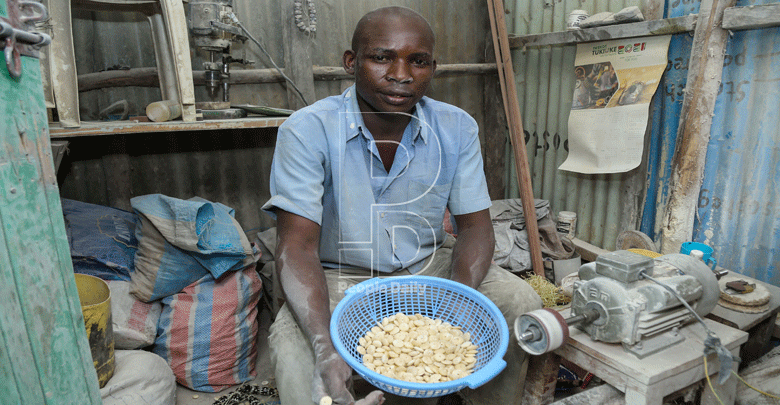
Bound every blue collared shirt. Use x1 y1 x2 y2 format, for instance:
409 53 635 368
262 86 491 273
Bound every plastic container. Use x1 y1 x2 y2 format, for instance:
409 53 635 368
75 273 116 388
567 10 589 30
556 211 577 239
680 241 717 269
330 276 509 398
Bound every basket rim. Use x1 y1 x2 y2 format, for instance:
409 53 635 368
329 276 509 393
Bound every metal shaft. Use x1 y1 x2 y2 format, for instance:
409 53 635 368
518 308 600 342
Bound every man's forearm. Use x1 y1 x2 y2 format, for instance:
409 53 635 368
276 247 334 353
449 217 494 290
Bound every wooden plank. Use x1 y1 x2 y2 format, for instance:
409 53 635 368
49 116 287 138
508 15 698 49
50 140 69 173
0 55 101 404
45 0 81 127
158 0 197 122
571 237 611 262
147 11 179 101
660 0 736 254
281 0 316 110
482 38 507 200
722 3 780 30
556 309 747 387
487 0 545 277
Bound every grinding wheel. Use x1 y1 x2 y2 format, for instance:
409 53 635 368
616 230 657 252
717 274 771 313
515 308 569 355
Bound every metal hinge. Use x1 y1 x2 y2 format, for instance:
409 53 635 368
1 1 51 78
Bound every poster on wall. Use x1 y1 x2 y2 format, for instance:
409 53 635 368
559 35 672 174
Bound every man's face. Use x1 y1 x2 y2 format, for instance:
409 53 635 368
343 16 437 115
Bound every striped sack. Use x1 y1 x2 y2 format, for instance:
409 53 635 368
153 264 262 392
130 194 257 302
105 280 161 349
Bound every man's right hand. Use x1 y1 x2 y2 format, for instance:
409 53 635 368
312 348 385 405
312 348 354 404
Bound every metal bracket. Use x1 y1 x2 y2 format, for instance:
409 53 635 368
18 1 48 25
0 1 51 79
4 36 20 78
0 20 51 47
210 20 247 41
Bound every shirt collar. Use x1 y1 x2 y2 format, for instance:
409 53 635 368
343 85 428 144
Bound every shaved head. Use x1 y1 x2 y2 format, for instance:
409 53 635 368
350 6 435 54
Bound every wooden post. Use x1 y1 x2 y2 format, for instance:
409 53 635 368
483 37 508 200
660 0 735 254
44 0 81 127
281 0 316 110
157 0 197 122
486 0 545 276
0 46 102 405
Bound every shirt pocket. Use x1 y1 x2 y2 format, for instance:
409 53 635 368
408 180 450 226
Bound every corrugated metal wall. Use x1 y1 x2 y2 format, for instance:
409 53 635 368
694 0 780 286
71 1 489 120
60 0 492 233
506 0 649 251
58 0 780 285
507 0 780 285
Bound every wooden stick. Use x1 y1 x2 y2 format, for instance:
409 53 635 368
660 0 734 254
486 0 545 277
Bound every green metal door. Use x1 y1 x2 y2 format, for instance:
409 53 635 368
0 0 102 403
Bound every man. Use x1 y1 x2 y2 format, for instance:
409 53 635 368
263 6 541 405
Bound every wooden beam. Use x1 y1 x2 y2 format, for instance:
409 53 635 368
77 64 500 91
723 3 780 30
157 0 197 122
661 0 736 254
49 117 286 138
281 0 316 110
486 0 545 278
571 238 611 263
46 0 81 127
482 37 507 200
509 15 698 49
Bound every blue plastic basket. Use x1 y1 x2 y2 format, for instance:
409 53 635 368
330 276 509 398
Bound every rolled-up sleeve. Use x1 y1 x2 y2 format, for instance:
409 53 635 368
262 119 326 225
447 114 491 216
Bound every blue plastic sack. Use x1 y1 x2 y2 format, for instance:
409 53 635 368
62 198 138 281
129 194 256 302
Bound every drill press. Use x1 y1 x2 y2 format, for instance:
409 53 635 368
187 0 250 114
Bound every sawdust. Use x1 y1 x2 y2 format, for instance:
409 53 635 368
524 274 571 308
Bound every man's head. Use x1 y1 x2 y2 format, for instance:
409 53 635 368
343 7 437 115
